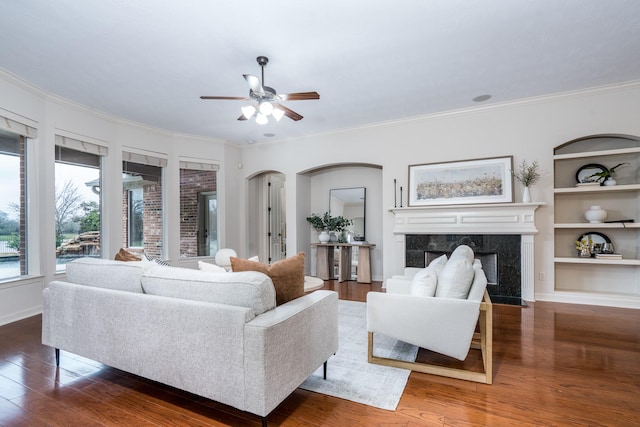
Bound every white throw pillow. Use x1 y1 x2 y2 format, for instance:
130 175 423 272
248 255 259 262
410 268 437 297
428 254 448 276
435 246 475 299
198 260 227 273
410 254 447 297
411 274 438 297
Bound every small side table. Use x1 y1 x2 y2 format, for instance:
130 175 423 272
304 276 324 292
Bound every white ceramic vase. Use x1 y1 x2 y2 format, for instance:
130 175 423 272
584 205 607 223
318 230 330 243
603 178 617 186
522 186 531 203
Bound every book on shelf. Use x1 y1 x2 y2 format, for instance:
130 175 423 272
595 253 623 259
575 182 601 187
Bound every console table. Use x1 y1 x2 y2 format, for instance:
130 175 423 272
311 243 376 283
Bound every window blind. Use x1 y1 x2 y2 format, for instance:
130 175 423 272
55 134 108 156
1 115 37 138
123 150 168 167
179 159 220 171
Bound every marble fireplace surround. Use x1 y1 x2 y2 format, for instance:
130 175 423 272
390 203 543 302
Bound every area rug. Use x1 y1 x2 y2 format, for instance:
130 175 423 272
299 300 418 410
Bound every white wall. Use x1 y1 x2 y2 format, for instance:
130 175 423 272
0 71 235 325
240 81 640 301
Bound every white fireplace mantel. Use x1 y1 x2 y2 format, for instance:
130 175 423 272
390 202 544 235
390 202 544 301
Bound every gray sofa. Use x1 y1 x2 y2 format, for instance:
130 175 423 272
42 258 339 425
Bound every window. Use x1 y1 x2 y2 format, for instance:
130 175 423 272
55 137 105 272
122 151 166 259
0 130 25 280
179 160 218 257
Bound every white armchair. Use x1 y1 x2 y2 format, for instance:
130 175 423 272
366 245 493 384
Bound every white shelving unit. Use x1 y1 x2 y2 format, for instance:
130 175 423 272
553 135 640 308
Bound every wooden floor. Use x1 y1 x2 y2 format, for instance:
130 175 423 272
1 280 639 426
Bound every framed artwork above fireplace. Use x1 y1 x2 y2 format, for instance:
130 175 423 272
408 156 514 206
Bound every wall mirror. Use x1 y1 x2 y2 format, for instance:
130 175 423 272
330 187 366 242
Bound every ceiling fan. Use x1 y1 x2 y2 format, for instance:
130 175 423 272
200 56 320 123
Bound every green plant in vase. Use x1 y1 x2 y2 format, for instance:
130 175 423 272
586 162 628 186
512 160 541 203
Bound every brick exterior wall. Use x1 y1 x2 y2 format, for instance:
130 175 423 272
179 169 217 257
121 180 163 259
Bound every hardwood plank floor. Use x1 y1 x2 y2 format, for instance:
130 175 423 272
1 280 639 426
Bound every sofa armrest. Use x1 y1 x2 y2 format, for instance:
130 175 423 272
243 290 339 416
366 292 480 360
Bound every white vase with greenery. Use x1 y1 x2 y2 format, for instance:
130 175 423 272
513 160 540 203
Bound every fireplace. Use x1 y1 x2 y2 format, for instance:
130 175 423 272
391 203 543 304
408 234 521 304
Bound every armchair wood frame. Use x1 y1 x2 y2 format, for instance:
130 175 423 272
367 290 493 384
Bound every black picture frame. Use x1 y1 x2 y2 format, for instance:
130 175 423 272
576 163 608 184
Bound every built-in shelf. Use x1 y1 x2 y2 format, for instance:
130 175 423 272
554 222 640 229
554 184 640 194
553 146 640 160
554 257 640 266
553 134 640 309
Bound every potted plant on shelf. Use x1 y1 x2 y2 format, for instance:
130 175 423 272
512 160 541 203
575 237 593 258
327 215 353 243
586 162 628 186
306 212 333 243
306 212 352 243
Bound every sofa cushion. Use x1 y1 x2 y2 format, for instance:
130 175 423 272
410 254 447 297
141 265 276 315
230 252 305 305
435 245 475 299
66 258 146 293
198 260 227 273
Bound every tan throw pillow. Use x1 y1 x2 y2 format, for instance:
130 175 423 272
114 248 142 262
230 252 305 305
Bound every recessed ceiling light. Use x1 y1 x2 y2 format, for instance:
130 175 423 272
473 94 492 102
247 139 256 144
264 133 275 137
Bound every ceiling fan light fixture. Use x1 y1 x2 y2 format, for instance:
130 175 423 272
259 101 274 116
255 113 268 125
241 105 256 119
272 107 285 122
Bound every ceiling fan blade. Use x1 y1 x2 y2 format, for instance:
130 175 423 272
280 91 320 101
243 74 264 96
237 114 248 121
278 104 303 121
200 96 247 100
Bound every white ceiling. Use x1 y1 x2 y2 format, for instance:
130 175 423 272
2 0 640 145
